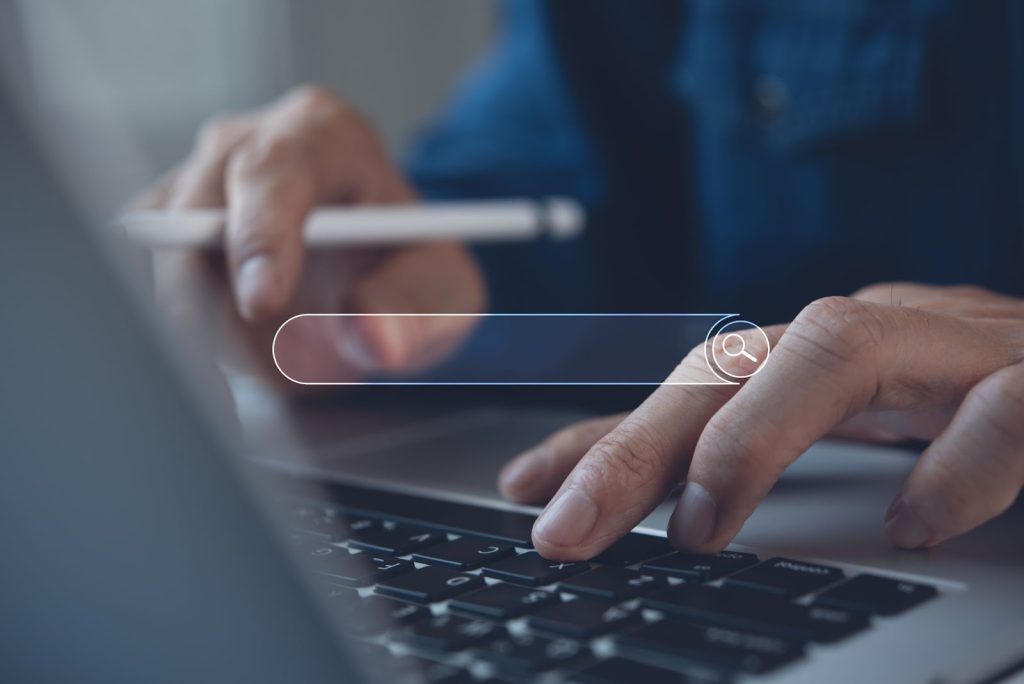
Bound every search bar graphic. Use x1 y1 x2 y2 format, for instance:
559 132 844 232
272 313 771 386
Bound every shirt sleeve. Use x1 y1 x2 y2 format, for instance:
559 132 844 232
403 0 601 205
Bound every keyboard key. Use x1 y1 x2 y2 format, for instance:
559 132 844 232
592 534 674 566
482 552 589 586
449 584 558 620
293 481 539 546
348 525 446 555
390 613 503 652
618 620 804 674
412 538 515 569
359 595 429 627
815 574 937 616
642 551 759 582
527 597 637 638
560 566 667 600
723 557 844 598
802 604 871 643
300 543 413 587
474 632 586 673
642 584 867 643
571 657 700 684
375 566 484 604
319 582 358 601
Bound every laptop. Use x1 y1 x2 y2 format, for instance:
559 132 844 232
3 83 1024 684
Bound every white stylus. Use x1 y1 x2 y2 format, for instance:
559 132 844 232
120 198 584 248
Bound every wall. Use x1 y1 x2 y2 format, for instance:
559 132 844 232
6 0 494 214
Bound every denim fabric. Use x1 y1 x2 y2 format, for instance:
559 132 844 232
407 0 1024 323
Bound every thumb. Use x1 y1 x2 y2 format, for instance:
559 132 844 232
337 242 486 375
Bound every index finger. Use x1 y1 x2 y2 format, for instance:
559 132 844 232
530 324 784 560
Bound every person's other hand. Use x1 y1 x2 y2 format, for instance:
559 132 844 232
498 283 1024 559
134 86 485 385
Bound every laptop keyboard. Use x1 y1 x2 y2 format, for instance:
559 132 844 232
277 478 938 683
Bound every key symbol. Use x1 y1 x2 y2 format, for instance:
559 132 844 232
459 621 494 637
546 639 579 659
603 607 629 622
409 533 432 543
394 605 417 619
311 547 333 556
628 575 655 586
477 546 500 555
447 575 472 587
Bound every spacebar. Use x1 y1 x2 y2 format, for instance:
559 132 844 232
303 477 536 548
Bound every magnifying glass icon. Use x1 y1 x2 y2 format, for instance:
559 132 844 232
722 333 758 363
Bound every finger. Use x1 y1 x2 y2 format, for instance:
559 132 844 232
153 116 251 358
224 134 317 321
335 243 486 372
498 414 626 505
169 115 253 210
224 87 413 322
127 165 180 211
828 405 956 443
680 297 1022 553
530 325 785 560
885 360 1024 548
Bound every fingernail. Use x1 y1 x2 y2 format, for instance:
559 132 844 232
236 255 275 319
885 499 932 549
533 489 598 550
671 482 717 550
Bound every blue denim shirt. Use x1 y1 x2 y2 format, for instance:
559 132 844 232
407 0 1024 324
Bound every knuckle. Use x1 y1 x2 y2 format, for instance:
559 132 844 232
787 296 886 366
581 419 667 489
286 84 341 113
229 135 306 179
284 84 363 129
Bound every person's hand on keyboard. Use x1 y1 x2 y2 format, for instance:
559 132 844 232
499 283 1024 559
133 85 484 388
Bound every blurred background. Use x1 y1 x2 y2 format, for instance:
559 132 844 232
1 0 494 218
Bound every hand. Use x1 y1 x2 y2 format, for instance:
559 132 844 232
498 283 1024 559
134 86 485 386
